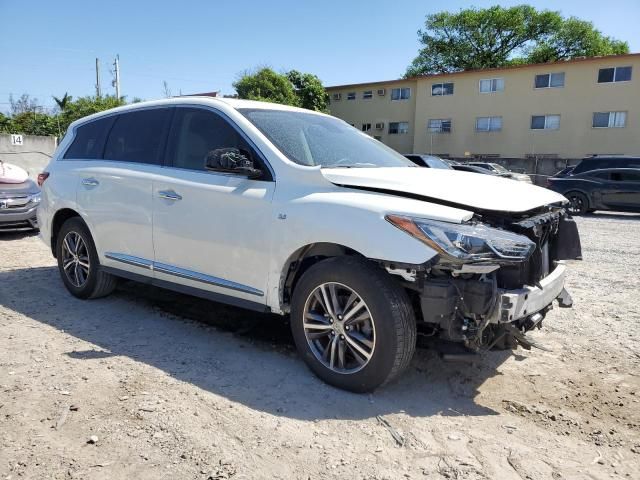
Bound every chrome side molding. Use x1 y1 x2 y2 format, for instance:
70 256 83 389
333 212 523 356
105 252 153 270
104 252 263 297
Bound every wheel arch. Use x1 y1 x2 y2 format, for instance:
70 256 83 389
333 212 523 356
563 189 592 210
50 208 82 257
279 242 365 311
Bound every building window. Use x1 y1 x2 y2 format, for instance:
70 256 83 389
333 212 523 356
428 119 452 133
361 123 371 132
391 88 411 100
389 122 409 134
431 83 454 96
479 78 504 93
535 72 565 88
475 116 502 132
598 66 632 83
362 90 373 99
347 92 356 100
592 111 627 128
332 93 341 101
531 114 560 130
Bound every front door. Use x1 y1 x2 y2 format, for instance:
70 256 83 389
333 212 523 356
152 107 275 305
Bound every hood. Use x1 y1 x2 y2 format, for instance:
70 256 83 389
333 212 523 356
322 167 566 213
0 162 29 184
0 179 40 197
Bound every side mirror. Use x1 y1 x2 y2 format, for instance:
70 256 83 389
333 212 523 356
205 147 262 179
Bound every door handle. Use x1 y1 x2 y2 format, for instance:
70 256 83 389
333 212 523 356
82 177 99 187
158 190 182 201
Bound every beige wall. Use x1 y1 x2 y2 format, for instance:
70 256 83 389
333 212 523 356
327 55 640 159
327 80 417 153
0 134 57 179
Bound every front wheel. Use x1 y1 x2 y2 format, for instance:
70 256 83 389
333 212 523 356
290 257 416 392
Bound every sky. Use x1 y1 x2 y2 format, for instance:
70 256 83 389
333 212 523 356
1 0 638 111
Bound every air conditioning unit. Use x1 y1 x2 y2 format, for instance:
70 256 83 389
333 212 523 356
375 122 385 130
332 93 342 101
377 89 386 96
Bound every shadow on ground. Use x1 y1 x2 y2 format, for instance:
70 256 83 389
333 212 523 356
0 230 39 241
0 265 512 421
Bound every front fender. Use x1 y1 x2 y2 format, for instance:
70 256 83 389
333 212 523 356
265 188 473 312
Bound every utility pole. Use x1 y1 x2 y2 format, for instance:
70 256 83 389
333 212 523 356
112 55 121 99
95 58 102 97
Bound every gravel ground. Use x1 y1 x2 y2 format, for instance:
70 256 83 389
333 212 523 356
1 213 639 480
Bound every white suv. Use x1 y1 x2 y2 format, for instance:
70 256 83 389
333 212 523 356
37 98 582 392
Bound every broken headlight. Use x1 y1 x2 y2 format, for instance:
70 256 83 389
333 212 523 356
386 215 535 263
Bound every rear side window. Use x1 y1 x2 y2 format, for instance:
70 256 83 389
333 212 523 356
166 108 256 171
104 109 172 164
63 116 115 159
611 171 640 182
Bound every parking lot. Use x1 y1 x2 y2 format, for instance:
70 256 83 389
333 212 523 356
1 213 639 480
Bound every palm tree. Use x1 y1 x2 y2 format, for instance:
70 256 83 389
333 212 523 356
52 93 72 111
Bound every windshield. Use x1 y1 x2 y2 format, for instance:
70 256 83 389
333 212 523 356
239 108 416 168
490 163 510 174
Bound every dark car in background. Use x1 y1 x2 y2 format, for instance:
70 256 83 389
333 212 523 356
547 168 640 214
404 154 452 169
570 156 640 176
0 178 41 231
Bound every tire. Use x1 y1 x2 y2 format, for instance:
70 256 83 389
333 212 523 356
290 256 416 392
565 191 589 215
56 217 118 299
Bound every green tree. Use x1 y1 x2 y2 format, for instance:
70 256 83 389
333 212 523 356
233 68 300 106
52 92 73 112
9 111 58 136
526 17 629 63
0 112 13 134
405 6 629 77
286 70 330 112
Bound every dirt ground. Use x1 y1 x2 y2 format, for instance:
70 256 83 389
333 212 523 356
1 213 639 480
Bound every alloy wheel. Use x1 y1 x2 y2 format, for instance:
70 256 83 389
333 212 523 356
61 231 90 287
568 195 584 214
302 282 376 374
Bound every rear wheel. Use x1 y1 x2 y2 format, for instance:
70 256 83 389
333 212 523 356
566 191 589 215
290 257 416 392
56 217 117 299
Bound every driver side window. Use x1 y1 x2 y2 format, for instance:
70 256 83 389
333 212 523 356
166 108 260 173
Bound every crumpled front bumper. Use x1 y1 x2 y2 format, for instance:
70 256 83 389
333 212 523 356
489 262 568 324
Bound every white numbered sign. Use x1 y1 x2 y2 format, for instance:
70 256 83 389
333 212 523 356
11 134 24 146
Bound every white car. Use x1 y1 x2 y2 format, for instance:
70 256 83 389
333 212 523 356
37 98 582 392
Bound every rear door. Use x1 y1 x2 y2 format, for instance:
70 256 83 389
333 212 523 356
152 106 275 305
75 107 173 274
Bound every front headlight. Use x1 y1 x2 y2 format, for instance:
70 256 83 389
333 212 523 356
29 193 41 204
386 215 535 263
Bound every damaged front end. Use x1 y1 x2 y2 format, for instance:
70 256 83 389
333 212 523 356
386 206 582 351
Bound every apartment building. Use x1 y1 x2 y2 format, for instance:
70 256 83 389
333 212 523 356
326 53 640 159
